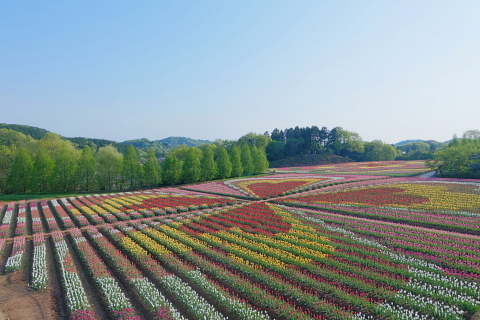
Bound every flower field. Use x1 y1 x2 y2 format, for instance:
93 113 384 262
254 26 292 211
276 178 480 235
275 160 431 176
0 162 479 319
182 174 385 199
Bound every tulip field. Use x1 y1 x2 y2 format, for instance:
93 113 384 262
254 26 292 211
275 160 431 176
0 161 480 320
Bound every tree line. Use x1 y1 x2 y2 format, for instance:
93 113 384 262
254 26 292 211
426 130 480 178
0 129 268 194
265 126 400 162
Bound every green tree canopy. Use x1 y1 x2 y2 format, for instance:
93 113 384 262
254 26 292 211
96 145 123 190
7 147 33 193
241 144 254 176
76 146 97 191
182 147 202 183
230 146 243 177
216 146 232 179
122 145 143 190
32 148 55 192
144 148 162 187
163 153 183 185
200 146 217 181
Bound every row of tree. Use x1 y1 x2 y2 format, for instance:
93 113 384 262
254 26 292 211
426 130 480 178
0 129 269 194
265 126 400 162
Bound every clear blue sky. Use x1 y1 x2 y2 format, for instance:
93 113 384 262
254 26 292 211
1 1 479 144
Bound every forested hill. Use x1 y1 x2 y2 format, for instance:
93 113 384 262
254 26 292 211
0 123 50 140
123 137 212 149
0 123 210 154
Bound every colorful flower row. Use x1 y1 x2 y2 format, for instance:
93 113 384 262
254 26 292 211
275 160 431 176
51 230 96 320
68 228 139 319
5 234 26 271
0 202 15 237
31 232 48 290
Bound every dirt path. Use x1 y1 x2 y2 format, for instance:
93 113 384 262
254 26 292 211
0 271 57 320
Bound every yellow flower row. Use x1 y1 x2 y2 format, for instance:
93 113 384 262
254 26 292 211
123 234 150 256
103 198 124 209
227 242 287 269
70 208 83 216
219 231 313 265
229 253 264 269
146 227 192 253
275 233 334 254
158 224 208 249
387 183 480 212
129 229 172 255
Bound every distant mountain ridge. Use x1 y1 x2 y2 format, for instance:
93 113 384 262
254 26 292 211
0 123 211 152
394 139 451 146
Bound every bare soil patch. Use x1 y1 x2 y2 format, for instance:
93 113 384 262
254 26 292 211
0 271 57 320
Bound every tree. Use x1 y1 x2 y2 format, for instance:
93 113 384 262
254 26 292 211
241 145 254 176
6 147 33 193
163 153 183 185
53 145 78 192
122 145 143 190
230 146 243 177
200 146 217 181
238 132 272 149
216 147 232 179
0 145 14 192
32 148 55 192
0 128 34 147
96 145 123 190
76 146 97 191
252 146 269 174
182 147 202 183
143 149 162 187
266 141 285 161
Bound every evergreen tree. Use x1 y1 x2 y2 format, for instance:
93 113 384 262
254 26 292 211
32 148 55 192
241 144 254 176
230 146 243 177
122 145 143 190
216 146 232 179
163 153 182 185
7 147 33 193
96 145 123 190
200 146 217 181
144 149 162 187
182 147 202 183
77 146 97 191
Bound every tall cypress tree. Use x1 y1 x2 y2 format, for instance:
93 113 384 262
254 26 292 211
252 146 269 174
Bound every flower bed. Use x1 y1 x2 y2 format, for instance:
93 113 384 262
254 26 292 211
276 160 431 176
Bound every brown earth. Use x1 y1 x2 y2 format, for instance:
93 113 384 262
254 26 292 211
0 271 57 320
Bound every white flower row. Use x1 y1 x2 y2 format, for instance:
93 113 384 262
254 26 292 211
31 242 48 290
131 278 186 320
4 251 23 271
410 268 480 298
406 279 480 306
52 236 92 312
95 277 133 311
161 274 226 320
187 269 271 320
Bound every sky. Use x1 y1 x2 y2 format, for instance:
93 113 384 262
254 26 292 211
1 1 480 144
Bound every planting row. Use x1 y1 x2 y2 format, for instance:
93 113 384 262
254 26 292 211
277 178 480 234
0 190 240 237
275 160 431 176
